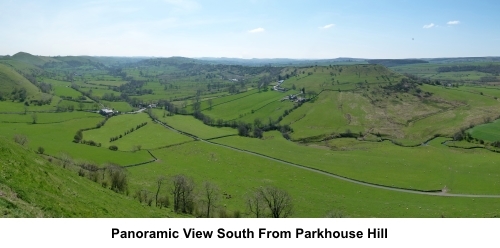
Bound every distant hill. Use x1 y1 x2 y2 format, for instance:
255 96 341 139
197 57 367 66
368 59 429 67
0 136 178 217
11 52 60 67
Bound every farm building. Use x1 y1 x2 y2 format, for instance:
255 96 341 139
99 108 116 116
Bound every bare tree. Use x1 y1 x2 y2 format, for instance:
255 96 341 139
170 174 195 214
155 176 166 207
258 186 293 218
246 190 266 218
201 181 219 218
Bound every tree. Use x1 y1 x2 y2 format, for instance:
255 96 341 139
107 164 128 194
208 99 213 110
78 102 84 111
258 186 293 218
155 176 166 207
201 181 220 218
253 118 262 129
253 127 263 139
31 112 38 124
37 146 45 154
171 174 195 214
238 122 249 137
246 190 266 218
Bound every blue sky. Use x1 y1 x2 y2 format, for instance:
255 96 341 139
1 0 499 58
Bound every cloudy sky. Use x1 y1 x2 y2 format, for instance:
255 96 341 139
1 0 499 58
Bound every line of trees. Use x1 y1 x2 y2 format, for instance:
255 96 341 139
133 173 293 218
109 122 148 142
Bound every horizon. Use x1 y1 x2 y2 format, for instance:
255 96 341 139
5 51 500 61
1 0 500 59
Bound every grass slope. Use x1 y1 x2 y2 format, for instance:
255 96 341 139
0 137 176 217
0 64 40 98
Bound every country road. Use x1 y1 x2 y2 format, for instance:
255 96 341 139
153 120 500 198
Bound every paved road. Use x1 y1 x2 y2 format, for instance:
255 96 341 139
154 120 500 198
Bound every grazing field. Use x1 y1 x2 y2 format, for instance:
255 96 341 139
211 132 500 194
468 119 500 142
100 100 134 112
88 80 128 87
153 111 237 139
280 91 364 139
108 121 194 151
0 111 101 124
281 64 401 93
83 113 151 145
0 117 153 165
203 90 286 121
126 141 500 217
0 99 60 113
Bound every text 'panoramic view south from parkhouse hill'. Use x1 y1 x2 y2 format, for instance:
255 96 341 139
1 0 500 218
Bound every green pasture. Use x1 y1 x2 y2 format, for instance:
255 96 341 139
468 119 500 142
280 91 367 139
83 113 151 146
281 64 401 93
203 90 286 121
153 110 237 139
211 132 500 195
0 111 100 124
196 89 258 110
88 80 127 87
42 78 84 99
100 100 134 112
0 117 153 165
106 121 194 151
126 141 500 217
0 99 60 113
237 100 295 124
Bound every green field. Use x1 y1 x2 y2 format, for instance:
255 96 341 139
126 140 500 217
3 53 500 218
211 132 500 194
468 119 500 142
153 111 237 139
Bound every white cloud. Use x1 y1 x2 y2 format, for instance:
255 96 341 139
447 20 460 25
248 27 265 33
423 23 435 29
319 24 335 29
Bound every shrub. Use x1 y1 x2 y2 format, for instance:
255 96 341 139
109 145 118 151
37 146 45 154
13 134 28 146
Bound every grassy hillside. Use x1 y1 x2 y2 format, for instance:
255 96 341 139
0 137 178 217
0 63 40 100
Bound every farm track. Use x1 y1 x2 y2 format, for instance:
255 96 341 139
153 119 500 198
